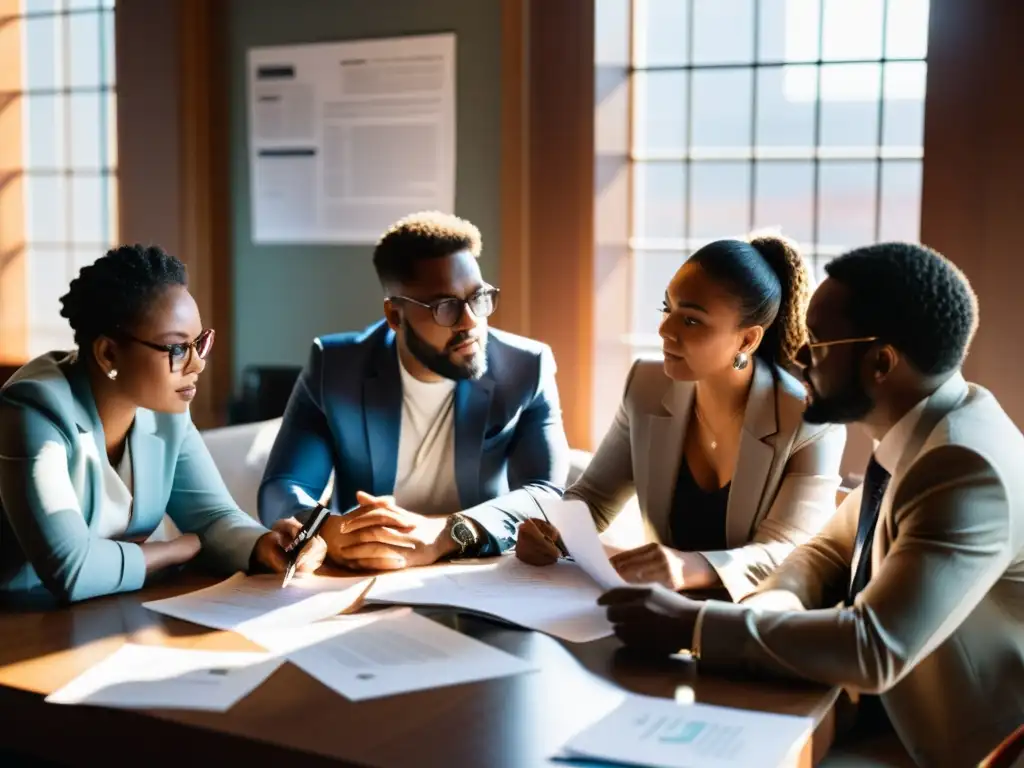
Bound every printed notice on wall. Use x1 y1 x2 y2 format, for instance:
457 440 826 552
247 33 456 244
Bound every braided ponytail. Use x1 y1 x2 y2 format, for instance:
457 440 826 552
748 233 811 370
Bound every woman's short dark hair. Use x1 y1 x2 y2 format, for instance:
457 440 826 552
59 244 187 347
689 234 812 370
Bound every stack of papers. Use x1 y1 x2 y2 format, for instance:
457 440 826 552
368 556 614 643
558 694 813 768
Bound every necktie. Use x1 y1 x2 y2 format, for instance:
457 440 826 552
847 456 891 605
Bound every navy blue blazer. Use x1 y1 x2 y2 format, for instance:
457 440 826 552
258 321 570 553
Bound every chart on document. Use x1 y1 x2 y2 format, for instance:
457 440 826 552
247 33 456 244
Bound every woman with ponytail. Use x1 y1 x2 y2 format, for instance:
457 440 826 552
518 234 846 601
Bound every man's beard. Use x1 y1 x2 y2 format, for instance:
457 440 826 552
404 322 487 381
803 372 874 425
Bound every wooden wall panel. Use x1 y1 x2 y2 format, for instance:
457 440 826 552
920 0 1024 429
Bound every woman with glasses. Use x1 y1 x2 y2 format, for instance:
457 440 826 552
0 244 325 603
518 235 846 602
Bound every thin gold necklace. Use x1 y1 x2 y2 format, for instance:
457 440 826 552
694 404 743 451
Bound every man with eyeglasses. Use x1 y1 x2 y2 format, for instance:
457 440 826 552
259 211 569 570
597 242 1024 767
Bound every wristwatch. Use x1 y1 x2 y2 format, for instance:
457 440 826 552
447 513 480 557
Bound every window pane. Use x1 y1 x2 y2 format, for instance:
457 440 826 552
68 0 103 8
878 161 922 242
883 62 926 147
70 93 103 170
105 90 119 168
634 163 686 241
754 161 814 244
821 0 883 61
692 0 754 65
24 95 64 169
72 175 105 243
633 0 689 68
633 72 688 155
23 14 62 91
690 162 751 240
633 250 686 336
26 175 67 243
886 0 930 59
25 1 61 12
101 10 116 87
756 66 815 146
818 161 877 248
761 0 820 63
27 248 71 329
69 12 103 89
106 174 119 242
819 64 881 147
691 68 753 149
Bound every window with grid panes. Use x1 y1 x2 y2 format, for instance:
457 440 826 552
20 0 117 357
628 0 929 355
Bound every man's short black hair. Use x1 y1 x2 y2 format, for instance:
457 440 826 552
825 242 978 376
372 211 482 288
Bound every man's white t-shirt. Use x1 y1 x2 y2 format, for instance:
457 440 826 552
393 357 462 515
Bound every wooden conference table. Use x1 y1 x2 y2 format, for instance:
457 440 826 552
0 574 840 767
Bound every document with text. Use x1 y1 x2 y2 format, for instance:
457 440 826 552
142 572 373 635
245 607 536 700
46 644 283 712
559 694 813 768
368 556 614 642
539 499 628 590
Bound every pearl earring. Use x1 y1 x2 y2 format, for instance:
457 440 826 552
107 369 118 381
732 351 749 371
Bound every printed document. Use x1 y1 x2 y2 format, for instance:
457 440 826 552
142 572 372 635
245 607 536 701
369 556 614 643
46 644 283 712
559 694 813 768
539 499 628 589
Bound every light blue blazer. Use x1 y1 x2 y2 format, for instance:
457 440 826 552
0 352 268 603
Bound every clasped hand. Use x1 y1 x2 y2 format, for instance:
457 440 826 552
319 491 449 571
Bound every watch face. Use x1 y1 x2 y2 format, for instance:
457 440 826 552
452 521 475 546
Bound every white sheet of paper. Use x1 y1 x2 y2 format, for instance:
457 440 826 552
368 556 613 643
46 644 283 711
142 572 372 634
539 499 628 590
560 694 813 768
245 607 537 701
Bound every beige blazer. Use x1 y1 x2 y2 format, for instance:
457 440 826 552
565 357 846 600
697 374 1024 767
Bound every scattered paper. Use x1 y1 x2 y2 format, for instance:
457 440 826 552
46 644 283 712
245 607 537 701
142 572 372 635
368 556 614 643
540 499 628 590
559 694 813 768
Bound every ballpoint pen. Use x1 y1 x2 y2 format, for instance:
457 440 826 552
281 503 332 588
527 494 573 561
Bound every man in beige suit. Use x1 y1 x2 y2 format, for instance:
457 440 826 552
599 242 1024 767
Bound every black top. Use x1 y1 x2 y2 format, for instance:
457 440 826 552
669 456 730 552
